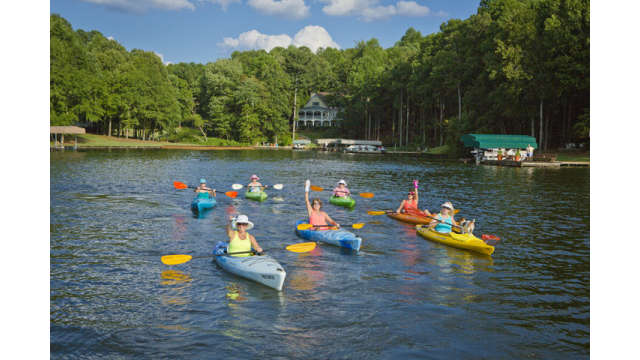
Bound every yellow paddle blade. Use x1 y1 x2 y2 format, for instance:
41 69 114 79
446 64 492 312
286 242 316 253
351 223 365 229
173 181 188 189
367 210 387 215
297 223 314 231
310 185 324 192
359 192 374 198
161 254 193 265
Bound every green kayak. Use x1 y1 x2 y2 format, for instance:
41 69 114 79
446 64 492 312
329 195 356 208
245 190 268 201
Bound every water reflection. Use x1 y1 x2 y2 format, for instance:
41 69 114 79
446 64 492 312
159 269 192 306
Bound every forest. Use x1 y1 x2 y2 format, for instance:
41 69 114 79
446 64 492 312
50 0 589 151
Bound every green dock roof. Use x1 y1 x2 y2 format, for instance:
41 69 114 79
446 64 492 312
460 134 538 149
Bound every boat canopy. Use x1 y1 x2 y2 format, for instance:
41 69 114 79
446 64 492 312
460 134 538 149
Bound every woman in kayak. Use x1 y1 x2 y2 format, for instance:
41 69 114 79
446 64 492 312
226 214 263 257
305 180 340 230
247 175 265 193
195 178 216 197
427 202 459 233
333 179 351 198
395 180 430 216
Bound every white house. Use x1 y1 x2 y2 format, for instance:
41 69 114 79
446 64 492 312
297 92 342 128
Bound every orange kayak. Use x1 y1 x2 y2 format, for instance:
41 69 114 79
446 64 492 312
387 212 432 225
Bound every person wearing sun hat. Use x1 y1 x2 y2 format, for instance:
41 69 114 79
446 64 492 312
332 179 351 198
226 214 263 257
247 174 265 193
194 178 216 197
428 201 459 233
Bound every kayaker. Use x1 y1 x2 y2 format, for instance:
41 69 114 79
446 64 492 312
195 178 216 197
226 214 263 257
247 175 265 193
333 180 351 198
305 180 340 230
395 180 430 217
428 202 459 234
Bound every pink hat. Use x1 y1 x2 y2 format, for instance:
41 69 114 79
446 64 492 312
250 174 259 180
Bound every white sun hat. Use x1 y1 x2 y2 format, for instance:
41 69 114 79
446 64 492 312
337 179 347 185
441 202 454 210
232 214 254 230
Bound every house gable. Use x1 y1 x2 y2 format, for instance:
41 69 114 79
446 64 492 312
303 93 328 109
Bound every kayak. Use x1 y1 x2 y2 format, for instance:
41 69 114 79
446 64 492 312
213 242 286 291
416 225 494 256
387 212 432 225
294 219 362 251
388 212 461 233
245 190 268 201
329 195 356 208
191 193 216 213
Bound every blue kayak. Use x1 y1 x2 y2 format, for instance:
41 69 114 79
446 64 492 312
191 192 216 213
294 220 362 252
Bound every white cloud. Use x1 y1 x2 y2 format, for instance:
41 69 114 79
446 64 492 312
221 25 340 53
320 0 432 21
154 52 172 65
293 26 340 52
247 0 310 20
201 0 241 11
396 1 430 16
79 0 195 13
221 30 293 52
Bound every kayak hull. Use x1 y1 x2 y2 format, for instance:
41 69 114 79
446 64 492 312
329 196 356 208
191 195 216 213
213 243 286 291
245 191 268 201
294 220 362 252
416 226 494 256
387 212 431 225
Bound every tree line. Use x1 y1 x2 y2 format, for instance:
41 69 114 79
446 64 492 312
50 0 589 150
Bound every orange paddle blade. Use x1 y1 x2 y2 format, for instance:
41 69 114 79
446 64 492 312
310 185 324 192
359 192 374 198
173 181 188 190
225 191 238 198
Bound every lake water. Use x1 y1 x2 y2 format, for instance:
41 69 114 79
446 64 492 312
50 149 589 358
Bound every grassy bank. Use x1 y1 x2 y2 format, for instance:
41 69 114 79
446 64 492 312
51 134 252 148
555 149 590 162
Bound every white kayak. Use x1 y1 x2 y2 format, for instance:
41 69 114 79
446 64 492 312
213 242 286 291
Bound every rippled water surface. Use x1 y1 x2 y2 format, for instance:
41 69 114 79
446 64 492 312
50 149 589 358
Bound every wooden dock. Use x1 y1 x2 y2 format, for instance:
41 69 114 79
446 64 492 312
481 160 589 168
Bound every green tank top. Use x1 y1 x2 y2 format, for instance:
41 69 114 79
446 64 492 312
228 231 252 257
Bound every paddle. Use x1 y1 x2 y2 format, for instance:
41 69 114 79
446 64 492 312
173 181 237 198
309 185 374 199
161 242 317 266
232 184 283 190
367 209 460 216
296 223 365 231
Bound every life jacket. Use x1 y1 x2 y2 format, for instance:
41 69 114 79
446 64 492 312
228 231 252 257
403 200 419 212
434 214 453 233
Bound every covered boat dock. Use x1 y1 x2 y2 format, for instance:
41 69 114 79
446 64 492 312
50 126 86 150
461 134 538 164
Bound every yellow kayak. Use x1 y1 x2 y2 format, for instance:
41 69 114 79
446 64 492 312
416 225 494 256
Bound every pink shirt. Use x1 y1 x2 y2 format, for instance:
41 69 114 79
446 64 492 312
333 187 350 197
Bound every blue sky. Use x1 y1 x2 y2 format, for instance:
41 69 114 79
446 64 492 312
50 0 480 64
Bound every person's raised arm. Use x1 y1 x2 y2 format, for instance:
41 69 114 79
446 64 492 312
304 180 313 217
414 180 419 204
226 216 235 239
